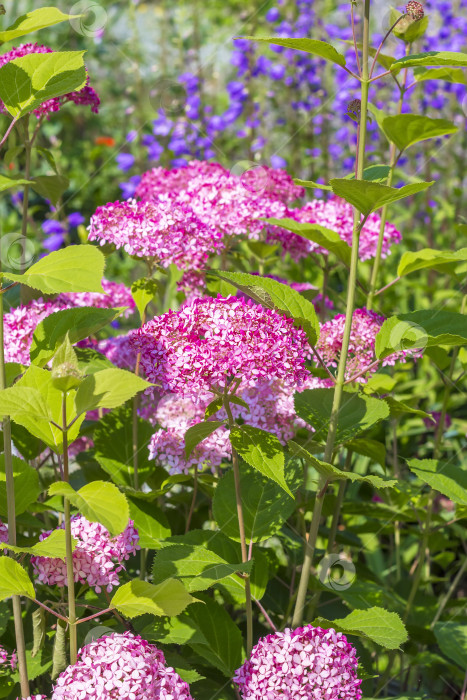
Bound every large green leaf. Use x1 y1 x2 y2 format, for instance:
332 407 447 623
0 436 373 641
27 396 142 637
184 421 225 458
3 245 105 295
242 36 346 66
152 541 252 592
48 480 129 536
230 425 291 495
31 175 69 206
414 66 467 85
294 389 389 445
0 51 86 118
397 248 467 277
213 464 295 542
434 622 467 669
289 442 396 489
0 174 34 192
0 8 77 43
30 307 120 367
111 579 195 618
211 270 319 344
0 529 76 561
381 114 457 152
75 368 152 415
314 607 408 649
407 459 467 505
0 454 39 516
391 51 467 73
264 218 351 266
128 498 170 548
0 557 35 601
183 596 244 676
330 179 434 216
375 310 467 360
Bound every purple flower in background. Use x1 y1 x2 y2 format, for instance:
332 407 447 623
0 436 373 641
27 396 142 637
153 116 173 136
126 130 138 143
116 153 135 172
68 212 85 228
266 7 280 21
271 154 287 168
119 174 141 199
42 219 66 251
148 141 164 161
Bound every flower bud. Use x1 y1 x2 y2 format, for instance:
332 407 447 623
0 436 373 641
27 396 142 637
51 362 84 392
0 6 6 16
347 98 361 122
405 1 424 20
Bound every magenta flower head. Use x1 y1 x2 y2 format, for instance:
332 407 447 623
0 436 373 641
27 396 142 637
405 0 424 19
51 632 193 700
130 296 310 402
0 44 99 117
0 519 8 544
88 197 223 269
234 625 362 700
57 279 135 318
31 516 140 593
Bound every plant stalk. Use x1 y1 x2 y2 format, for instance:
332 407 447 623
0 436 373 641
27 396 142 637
62 395 77 665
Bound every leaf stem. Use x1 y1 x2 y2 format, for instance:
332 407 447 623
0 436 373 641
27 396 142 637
62 394 77 665
291 0 371 628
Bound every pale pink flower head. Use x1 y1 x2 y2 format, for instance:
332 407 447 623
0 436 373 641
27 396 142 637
130 296 310 402
51 632 193 700
234 625 362 700
58 279 135 318
4 298 63 365
317 307 422 382
88 197 223 269
31 516 140 593
135 160 230 199
17 696 48 700
0 44 99 117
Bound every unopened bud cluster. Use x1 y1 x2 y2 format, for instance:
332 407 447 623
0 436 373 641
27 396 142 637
405 1 424 20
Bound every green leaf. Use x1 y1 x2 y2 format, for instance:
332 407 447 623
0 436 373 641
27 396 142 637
230 425 291 495
330 179 434 216
391 51 467 73
313 607 408 649
289 442 396 489
0 174 34 191
205 398 223 419
391 9 429 43
0 8 78 42
346 164 392 183
30 306 120 367
184 421 225 459
128 498 170 548
183 596 243 676
211 270 319 344
381 114 457 152
407 459 467 505
293 178 332 191
384 396 432 420
75 368 152 415
0 51 86 118
346 438 386 468
294 389 389 445
0 529 75 560
31 175 69 206
433 621 467 669
31 607 46 659
414 66 467 85
51 619 67 680
264 218 351 266
397 248 467 277
3 245 105 294
213 464 295 542
152 541 252 593
131 277 159 321
242 36 346 66
111 579 195 618
375 310 467 360
48 480 129 536
0 557 35 601
0 454 39 516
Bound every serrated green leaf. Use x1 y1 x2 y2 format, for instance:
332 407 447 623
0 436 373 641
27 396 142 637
434 622 467 669
397 248 467 277
75 368 152 415
205 398 223 419
128 498 170 548
264 218 351 266
330 179 434 216
313 607 408 649
293 178 332 191
384 397 432 420
414 66 467 85
391 50 467 73
0 7 78 43
184 421 225 459
0 50 86 118
3 245 105 294
211 270 319 344
49 480 129 536
230 425 291 495
407 459 467 505
0 454 40 516
242 36 346 66
381 114 457 152
346 438 386 468
0 529 76 560
0 557 35 601
111 579 195 618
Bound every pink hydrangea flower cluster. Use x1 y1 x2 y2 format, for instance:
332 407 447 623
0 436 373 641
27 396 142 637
0 519 8 544
317 307 422 382
58 279 135 318
234 625 362 700
51 632 193 700
31 516 140 593
0 44 99 117
130 296 310 402
95 334 138 371
268 197 401 262
18 696 47 700
88 197 224 269
0 645 16 671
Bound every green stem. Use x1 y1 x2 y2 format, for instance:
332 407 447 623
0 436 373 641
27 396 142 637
291 0 371 627
62 394 77 665
430 558 467 629
224 399 253 655
20 116 32 285
327 451 352 554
